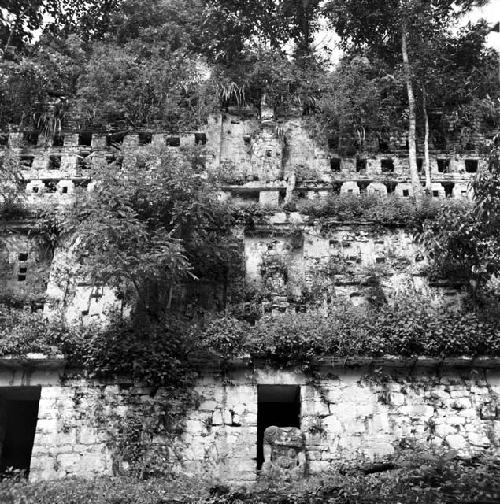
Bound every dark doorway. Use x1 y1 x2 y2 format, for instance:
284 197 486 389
257 385 300 469
0 387 41 476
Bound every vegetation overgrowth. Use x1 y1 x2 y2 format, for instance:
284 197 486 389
1 448 499 503
2 295 500 377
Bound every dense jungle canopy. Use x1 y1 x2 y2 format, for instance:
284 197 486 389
0 0 498 147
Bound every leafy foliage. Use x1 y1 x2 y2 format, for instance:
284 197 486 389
198 294 500 367
418 142 500 290
284 193 466 226
1 449 499 503
63 146 239 323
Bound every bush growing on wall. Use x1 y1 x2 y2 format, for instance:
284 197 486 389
199 298 500 366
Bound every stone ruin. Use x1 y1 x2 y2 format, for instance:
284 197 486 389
262 426 306 478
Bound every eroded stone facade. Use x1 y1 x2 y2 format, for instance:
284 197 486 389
2 359 499 483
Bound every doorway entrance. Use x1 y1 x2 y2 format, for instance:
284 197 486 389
257 385 300 469
0 386 41 476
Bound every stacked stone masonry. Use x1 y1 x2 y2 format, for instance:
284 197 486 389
2 361 500 483
0 113 487 211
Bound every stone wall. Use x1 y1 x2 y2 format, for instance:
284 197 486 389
2 359 499 483
0 115 487 212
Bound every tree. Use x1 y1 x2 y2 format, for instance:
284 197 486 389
64 146 239 325
417 137 500 296
324 0 486 202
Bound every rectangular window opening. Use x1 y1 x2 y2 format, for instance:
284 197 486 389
257 385 300 470
43 180 57 193
442 182 454 198
138 132 153 145
78 132 92 147
330 158 341 172
18 253 28 262
0 387 41 476
437 158 450 173
356 158 366 172
195 133 207 145
402 189 410 197
49 156 61 170
166 136 181 147
417 158 424 173
465 160 478 173
52 134 64 147
20 156 34 169
23 132 39 146
432 190 440 197
106 132 126 147
381 159 394 172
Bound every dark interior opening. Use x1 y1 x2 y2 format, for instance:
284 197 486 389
49 156 61 170
20 156 34 168
378 139 391 153
442 182 454 198
52 134 64 147
23 132 38 146
357 181 370 194
465 159 478 173
437 158 450 173
257 385 300 470
195 133 207 145
106 132 126 146
356 158 367 172
402 189 409 197
78 132 92 147
384 181 397 195
330 158 341 172
166 136 181 147
138 132 153 145
0 387 41 476
381 159 394 172
417 158 423 173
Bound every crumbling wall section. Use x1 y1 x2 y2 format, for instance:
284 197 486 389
1 362 496 484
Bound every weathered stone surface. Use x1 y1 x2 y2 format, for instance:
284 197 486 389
262 426 306 477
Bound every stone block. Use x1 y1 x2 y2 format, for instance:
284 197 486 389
389 392 406 406
308 461 331 473
185 419 207 434
445 434 467 450
361 443 395 460
78 427 99 445
451 398 472 410
323 415 343 435
222 409 232 425
36 418 58 434
435 423 455 438
468 432 490 447
199 400 217 412
212 409 223 425
480 403 497 420
447 415 466 426
370 412 390 433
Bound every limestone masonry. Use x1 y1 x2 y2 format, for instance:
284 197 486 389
1 358 500 482
0 107 498 481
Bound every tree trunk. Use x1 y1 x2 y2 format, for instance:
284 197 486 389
422 87 432 192
401 23 423 203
